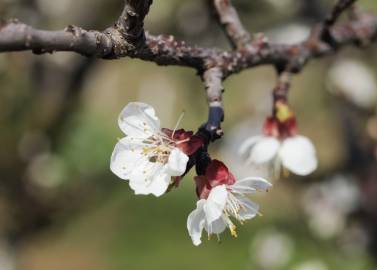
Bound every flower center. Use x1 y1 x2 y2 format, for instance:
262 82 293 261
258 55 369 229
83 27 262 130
141 133 178 164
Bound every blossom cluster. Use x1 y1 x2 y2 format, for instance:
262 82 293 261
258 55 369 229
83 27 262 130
110 102 318 246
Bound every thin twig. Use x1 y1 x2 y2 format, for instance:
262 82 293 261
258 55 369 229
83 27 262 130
320 0 358 44
324 0 358 28
208 0 252 50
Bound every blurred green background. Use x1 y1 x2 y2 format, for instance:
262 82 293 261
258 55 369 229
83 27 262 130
1 0 377 269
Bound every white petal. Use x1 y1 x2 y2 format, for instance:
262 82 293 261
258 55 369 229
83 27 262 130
128 162 170 196
279 135 318 176
204 216 227 235
236 196 260 220
204 185 228 224
165 148 189 177
232 177 272 194
187 200 206 246
129 171 170 197
118 102 160 138
110 139 147 180
128 156 160 181
247 137 280 164
238 136 262 155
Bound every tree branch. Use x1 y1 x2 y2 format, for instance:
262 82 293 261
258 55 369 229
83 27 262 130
201 67 224 141
320 0 358 45
0 0 155 58
1 11 375 78
208 0 252 50
117 0 153 50
0 21 113 57
324 0 358 28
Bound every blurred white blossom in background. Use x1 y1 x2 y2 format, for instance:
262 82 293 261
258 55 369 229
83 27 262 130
267 24 310 45
302 175 360 239
251 230 294 269
328 59 377 109
291 260 328 270
26 153 67 189
0 241 15 270
265 0 295 10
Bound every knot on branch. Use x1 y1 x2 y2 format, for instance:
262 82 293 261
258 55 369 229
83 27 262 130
102 27 132 58
115 0 153 51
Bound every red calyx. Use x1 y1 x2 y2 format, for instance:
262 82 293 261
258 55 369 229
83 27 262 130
162 128 204 155
263 116 297 139
195 159 236 199
195 176 212 199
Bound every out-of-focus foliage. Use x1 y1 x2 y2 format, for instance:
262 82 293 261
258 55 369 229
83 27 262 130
1 1 377 270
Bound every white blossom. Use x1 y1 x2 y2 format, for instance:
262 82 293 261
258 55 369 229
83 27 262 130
187 177 271 246
328 59 377 109
239 135 317 176
110 102 189 197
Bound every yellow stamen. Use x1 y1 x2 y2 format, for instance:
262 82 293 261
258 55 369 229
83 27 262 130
276 102 293 122
230 225 238 238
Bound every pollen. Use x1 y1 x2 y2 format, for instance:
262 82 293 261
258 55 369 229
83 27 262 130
143 147 155 155
229 225 238 238
276 102 293 122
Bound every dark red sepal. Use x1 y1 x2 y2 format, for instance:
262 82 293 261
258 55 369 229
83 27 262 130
162 128 204 155
195 176 212 199
263 116 297 139
205 159 236 187
195 159 236 199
